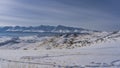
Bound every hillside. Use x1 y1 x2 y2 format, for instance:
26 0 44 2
0 31 120 68
0 31 120 50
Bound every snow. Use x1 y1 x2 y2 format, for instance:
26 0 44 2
0 37 11 43
0 39 120 68
0 31 120 68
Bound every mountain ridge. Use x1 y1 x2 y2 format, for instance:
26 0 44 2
0 25 91 33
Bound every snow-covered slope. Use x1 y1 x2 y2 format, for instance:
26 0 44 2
24 31 117 49
0 31 120 68
0 31 120 50
0 34 120 68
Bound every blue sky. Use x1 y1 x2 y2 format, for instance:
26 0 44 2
0 0 120 31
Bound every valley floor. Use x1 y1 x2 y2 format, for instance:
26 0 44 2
0 39 120 68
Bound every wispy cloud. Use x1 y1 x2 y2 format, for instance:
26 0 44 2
0 0 120 31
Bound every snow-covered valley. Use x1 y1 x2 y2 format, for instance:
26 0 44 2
0 31 120 68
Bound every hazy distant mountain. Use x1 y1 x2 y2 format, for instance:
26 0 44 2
0 25 90 33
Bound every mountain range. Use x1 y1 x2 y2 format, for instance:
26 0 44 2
0 25 90 33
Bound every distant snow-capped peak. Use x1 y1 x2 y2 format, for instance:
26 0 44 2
0 25 91 33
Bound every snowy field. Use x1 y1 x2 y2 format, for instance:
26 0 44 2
0 39 120 68
0 32 120 68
